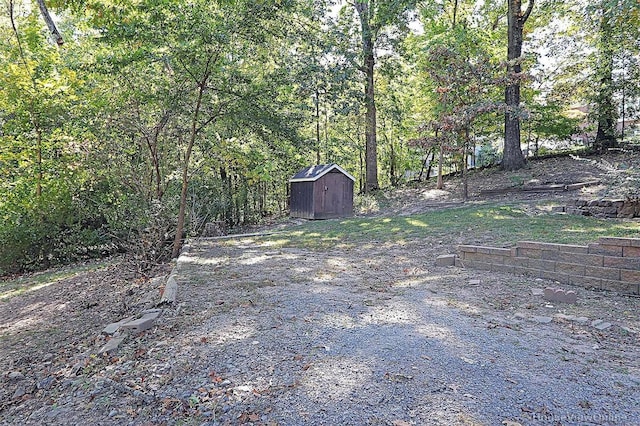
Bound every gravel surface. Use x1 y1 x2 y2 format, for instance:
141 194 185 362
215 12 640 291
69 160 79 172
3 237 639 425
163 240 639 426
1 152 639 426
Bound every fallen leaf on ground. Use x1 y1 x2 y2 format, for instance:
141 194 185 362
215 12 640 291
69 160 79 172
208 371 223 383
238 412 261 423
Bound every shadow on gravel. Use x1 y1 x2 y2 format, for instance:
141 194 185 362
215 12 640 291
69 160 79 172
167 240 639 425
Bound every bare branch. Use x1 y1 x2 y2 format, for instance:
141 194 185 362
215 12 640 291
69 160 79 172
522 0 534 24
36 0 63 46
8 0 30 74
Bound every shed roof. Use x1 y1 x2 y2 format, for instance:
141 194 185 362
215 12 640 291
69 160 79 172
289 163 356 183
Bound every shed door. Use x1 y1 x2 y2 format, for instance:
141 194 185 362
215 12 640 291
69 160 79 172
319 173 345 215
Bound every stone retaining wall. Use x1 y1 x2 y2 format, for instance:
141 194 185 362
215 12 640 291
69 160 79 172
562 199 640 218
457 237 640 295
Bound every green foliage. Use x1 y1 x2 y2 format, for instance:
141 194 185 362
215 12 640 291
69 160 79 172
409 23 504 195
575 0 640 150
522 101 581 154
2 0 638 273
0 178 111 274
476 143 501 168
530 104 579 140
0 4 111 274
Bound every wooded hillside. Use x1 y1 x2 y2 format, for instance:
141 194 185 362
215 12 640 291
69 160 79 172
1 0 639 273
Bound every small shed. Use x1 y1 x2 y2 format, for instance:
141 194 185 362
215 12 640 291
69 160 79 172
289 164 355 219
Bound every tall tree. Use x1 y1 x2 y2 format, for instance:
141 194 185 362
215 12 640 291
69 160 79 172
0 4 114 272
588 0 640 151
88 0 305 258
284 1 344 166
502 0 533 170
592 1 616 152
347 0 416 192
411 27 503 199
354 0 379 192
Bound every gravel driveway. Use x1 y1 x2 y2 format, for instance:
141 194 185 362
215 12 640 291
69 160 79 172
2 236 638 426
164 238 639 426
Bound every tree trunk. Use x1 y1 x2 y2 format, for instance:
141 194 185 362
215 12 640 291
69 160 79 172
35 123 42 197
145 120 167 200
359 148 365 193
593 4 617 152
462 156 468 201
621 71 626 141
503 0 533 171
242 180 249 224
363 46 378 191
355 1 379 192
324 93 329 160
389 138 396 186
315 87 321 164
462 128 470 201
436 143 444 190
172 145 193 258
452 0 458 28
171 81 206 258
234 174 241 224
358 111 365 193
526 119 532 157
220 166 233 225
425 149 435 181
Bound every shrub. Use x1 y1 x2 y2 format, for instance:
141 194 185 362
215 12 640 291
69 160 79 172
476 143 500 168
0 182 111 274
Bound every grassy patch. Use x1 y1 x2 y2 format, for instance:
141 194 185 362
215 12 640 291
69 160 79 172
251 202 640 249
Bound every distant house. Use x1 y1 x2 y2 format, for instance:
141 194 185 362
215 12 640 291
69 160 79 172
568 105 640 144
289 164 355 219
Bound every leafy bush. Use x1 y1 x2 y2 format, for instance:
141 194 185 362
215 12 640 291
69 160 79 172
0 183 111 274
476 143 500 168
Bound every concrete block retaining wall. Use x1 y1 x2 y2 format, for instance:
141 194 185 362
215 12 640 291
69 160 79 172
458 237 640 295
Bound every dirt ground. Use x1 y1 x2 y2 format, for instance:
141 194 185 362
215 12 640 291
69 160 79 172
375 151 639 216
1 152 639 425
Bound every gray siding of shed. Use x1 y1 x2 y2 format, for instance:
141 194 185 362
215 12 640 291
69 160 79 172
290 169 353 219
312 172 354 219
290 181 315 219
